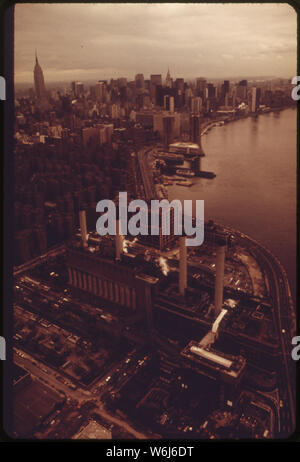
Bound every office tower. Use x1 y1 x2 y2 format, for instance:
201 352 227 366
184 87 193 107
165 68 172 88
175 78 184 93
256 87 261 108
207 83 216 99
135 73 145 90
156 86 177 107
95 81 105 101
164 95 175 113
117 77 127 88
220 80 230 104
190 96 202 113
196 77 207 99
251 87 257 113
150 74 162 101
74 82 84 97
163 115 175 147
151 74 162 86
71 81 76 95
33 52 47 101
223 80 230 94
111 104 121 119
190 114 201 145
237 80 248 101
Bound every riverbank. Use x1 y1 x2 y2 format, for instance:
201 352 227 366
200 104 296 137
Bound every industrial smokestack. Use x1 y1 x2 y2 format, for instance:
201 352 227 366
179 236 187 296
79 210 88 247
214 245 226 316
115 219 123 261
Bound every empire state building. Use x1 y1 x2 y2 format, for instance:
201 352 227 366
33 52 47 102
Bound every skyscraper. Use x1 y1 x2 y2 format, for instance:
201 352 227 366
207 83 216 99
190 114 201 145
190 96 202 114
165 68 172 88
250 87 261 113
162 115 175 147
74 82 84 97
135 73 145 90
196 77 207 99
95 81 105 102
164 94 174 113
150 74 162 101
33 52 47 102
236 80 248 101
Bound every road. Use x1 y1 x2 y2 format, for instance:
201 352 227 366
250 245 296 436
14 349 148 439
137 148 156 200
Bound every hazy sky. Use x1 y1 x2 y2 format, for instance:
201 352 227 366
15 3 297 83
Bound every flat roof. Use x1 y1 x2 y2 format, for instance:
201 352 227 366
190 346 233 369
169 142 200 149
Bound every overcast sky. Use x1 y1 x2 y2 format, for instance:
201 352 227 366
15 3 297 83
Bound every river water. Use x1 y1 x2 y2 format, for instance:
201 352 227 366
168 108 297 300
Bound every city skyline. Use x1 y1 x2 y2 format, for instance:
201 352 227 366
15 3 297 83
9 2 297 441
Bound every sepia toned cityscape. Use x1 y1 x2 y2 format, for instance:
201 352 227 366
9 3 297 440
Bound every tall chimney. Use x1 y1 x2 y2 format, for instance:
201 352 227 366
179 236 187 296
214 245 226 316
79 210 88 247
115 219 123 261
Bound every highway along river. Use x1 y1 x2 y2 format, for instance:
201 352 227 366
168 107 297 301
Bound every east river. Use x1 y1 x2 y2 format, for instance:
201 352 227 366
168 108 297 300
